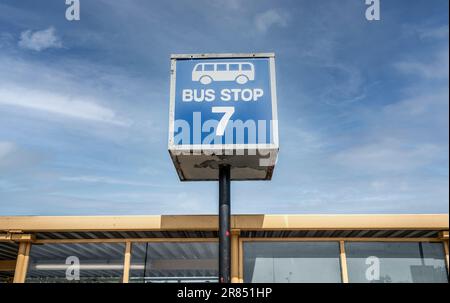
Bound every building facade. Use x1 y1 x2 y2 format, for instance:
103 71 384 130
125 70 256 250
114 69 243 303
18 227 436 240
0 214 448 283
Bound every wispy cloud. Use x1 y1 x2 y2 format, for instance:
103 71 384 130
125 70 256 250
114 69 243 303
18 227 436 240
0 141 15 161
0 179 27 193
332 42 449 176
0 52 138 129
0 141 42 174
18 27 62 51
254 9 289 33
319 63 366 106
333 140 443 173
209 0 242 10
0 85 129 126
60 175 172 187
418 25 449 40
395 25 449 80
394 48 449 80
0 32 14 49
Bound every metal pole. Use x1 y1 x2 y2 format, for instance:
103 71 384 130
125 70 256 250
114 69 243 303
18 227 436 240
219 164 231 283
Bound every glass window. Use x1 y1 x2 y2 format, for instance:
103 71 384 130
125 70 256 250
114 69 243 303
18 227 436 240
345 242 448 283
195 64 203 71
204 64 214 71
129 242 218 283
0 242 18 283
229 64 239 71
217 64 227 71
244 241 342 283
26 243 125 283
242 64 252 71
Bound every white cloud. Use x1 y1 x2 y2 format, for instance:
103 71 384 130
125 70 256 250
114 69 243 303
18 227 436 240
0 141 41 173
0 52 164 148
0 179 27 192
0 85 129 126
394 48 449 80
320 63 365 106
254 9 289 33
384 89 449 119
0 32 14 49
333 46 449 177
18 27 62 51
418 25 449 40
60 176 171 187
333 140 443 173
0 141 16 160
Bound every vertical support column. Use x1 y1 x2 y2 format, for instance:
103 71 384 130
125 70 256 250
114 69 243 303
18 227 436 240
339 241 349 283
122 242 132 283
231 230 240 283
238 239 244 283
441 232 449 275
22 242 31 282
444 240 449 275
219 164 231 283
13 242 31 283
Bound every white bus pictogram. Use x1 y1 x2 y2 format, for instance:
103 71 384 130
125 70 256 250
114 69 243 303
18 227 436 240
192 62 255 85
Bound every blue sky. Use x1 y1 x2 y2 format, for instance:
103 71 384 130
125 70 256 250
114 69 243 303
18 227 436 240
0 0 448 215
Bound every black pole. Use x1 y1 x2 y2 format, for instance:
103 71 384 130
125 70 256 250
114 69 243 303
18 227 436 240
218 164 231 283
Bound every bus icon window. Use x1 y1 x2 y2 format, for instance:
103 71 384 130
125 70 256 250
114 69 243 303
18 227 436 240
192 62 255 85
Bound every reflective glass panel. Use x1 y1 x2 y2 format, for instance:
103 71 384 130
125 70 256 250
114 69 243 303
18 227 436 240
26 243 125 283
244 241 342 283
129 242 218 283
345 242 448 283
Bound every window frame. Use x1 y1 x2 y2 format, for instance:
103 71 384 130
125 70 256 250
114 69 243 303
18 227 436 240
239 237 445 284
12 236 447 283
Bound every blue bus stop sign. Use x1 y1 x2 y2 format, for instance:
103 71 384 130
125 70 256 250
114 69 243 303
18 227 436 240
168 53 279 180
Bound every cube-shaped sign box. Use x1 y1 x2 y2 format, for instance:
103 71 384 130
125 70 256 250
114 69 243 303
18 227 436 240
168 53 279 181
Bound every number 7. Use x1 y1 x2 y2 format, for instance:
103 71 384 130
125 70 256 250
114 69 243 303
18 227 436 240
212 106 235 136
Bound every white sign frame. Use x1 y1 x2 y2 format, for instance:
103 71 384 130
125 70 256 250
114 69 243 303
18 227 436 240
168 53 279 181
